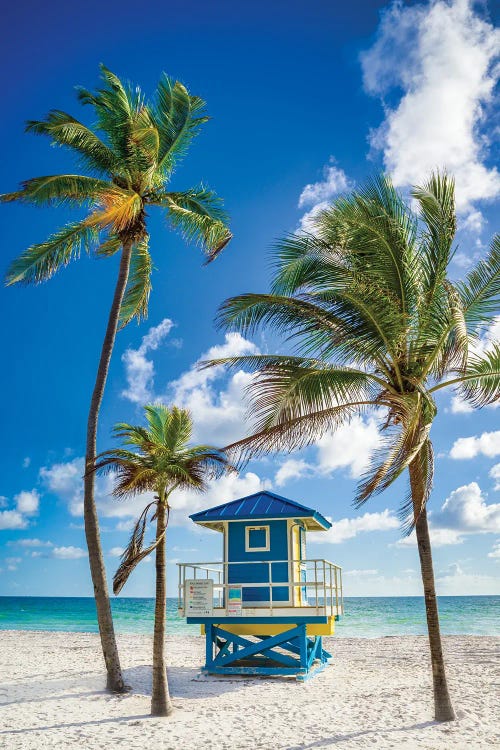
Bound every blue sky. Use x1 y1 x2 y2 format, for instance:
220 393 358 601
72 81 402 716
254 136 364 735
0 0 499 598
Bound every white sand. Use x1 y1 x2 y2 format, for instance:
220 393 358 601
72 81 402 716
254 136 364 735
0 631 498 749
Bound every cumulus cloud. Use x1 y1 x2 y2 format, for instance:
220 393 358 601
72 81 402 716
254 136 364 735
396 526 464 547
275 459 312 487
171 470 272 525
274 417 381 487
0 510 28 530
311 509 399 544
433 481 500 533
361 0 500 216
450 430 500 459
121 318 174 404
14 538 53 548
488 540 500 559
109 547 124 558
490 463 500 491
298 159 351 231
398 481 500 547
0 489 40 530
15 490 40 516
52 546 87 560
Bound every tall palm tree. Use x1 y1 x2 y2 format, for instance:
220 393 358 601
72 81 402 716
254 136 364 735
208 173 499 722
1 65 232 691
96 404 233 716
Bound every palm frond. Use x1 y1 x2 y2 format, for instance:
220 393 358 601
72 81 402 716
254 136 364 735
152 74 208 173
26 111 118 175
119 236 153 327
113 501 161 594
452 344 500 408
164 190 232 261
0 174 110 208
458 234 500 331
5 221 99 285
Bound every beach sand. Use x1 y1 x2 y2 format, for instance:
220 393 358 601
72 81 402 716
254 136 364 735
0 631 498 749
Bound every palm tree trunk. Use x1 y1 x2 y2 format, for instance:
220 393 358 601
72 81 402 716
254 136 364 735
151 500 173 717
409 459 455 722
84 239 133 693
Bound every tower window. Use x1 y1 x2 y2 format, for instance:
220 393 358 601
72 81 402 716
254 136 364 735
245 525 270 552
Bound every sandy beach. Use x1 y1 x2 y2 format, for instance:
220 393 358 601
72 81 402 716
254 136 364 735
0 631 498 749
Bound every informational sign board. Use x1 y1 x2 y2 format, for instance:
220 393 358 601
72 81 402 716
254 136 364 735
185 579 213 617
227 586 242 616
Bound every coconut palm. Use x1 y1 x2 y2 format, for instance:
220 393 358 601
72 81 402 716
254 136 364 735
2 65 232 691
208 173 499 722
96 404 233 716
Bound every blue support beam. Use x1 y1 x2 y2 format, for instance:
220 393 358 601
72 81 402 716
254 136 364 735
203 624 332 681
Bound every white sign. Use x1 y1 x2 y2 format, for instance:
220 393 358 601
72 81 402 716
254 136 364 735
185 579 213 617
227 586 243 616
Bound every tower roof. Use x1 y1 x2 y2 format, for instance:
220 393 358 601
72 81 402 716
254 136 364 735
190 490 331 531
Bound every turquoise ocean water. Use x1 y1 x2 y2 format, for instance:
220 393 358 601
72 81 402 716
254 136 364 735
0 596 498 637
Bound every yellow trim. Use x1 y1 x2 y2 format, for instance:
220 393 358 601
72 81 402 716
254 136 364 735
201 617 335 637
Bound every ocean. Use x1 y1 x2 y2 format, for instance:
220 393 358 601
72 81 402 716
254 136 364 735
0 596 498 637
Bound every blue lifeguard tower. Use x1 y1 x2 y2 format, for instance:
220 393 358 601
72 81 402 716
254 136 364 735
177 490 343 681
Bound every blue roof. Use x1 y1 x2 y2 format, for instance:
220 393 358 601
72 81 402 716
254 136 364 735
190 491 331 531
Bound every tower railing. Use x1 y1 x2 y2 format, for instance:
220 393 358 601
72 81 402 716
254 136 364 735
177 558 343 617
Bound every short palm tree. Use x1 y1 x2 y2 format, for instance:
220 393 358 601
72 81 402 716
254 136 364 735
209 173 499 722
2 65 232 691
97 404 233 716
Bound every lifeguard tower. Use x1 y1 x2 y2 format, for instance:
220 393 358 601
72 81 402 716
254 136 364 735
177 490 343 681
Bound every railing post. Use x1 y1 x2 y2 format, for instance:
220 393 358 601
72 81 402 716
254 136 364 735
314 560 318 614
269 561 273 614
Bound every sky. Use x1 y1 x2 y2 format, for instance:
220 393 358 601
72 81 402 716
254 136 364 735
0 0 499 599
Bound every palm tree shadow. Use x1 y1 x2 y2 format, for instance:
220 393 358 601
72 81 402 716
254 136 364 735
285 721 439 749
125 664 257 699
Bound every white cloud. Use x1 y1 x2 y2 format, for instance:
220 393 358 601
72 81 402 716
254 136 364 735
396 527 464 547
450 395 474 414
298 159 351 208
316 416 381 478
433 481 500 533
0 510 28 530
362 0 500 216
121 318 174 404
490 463 500 490
275 459 312 487
15 538 53 548
436 566 500 595
15 489 40 516
5 556 21 571
344 568 379 576
311 509 399 544
397 481 500 547
23 457 31 468
488 540 500 559
450 430 500 459
52 546 87 560
109 547 124 558
40 457 85 516
165 332 259 445
171 470 272 524
298 159 351 231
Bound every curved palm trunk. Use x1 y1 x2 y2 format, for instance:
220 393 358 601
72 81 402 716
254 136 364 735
409 459 455 722
84 239 133 693
151 500 173 717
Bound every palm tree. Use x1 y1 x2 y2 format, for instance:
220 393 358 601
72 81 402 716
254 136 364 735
2 66 232 691
96 404 233 716
208 173 499 722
